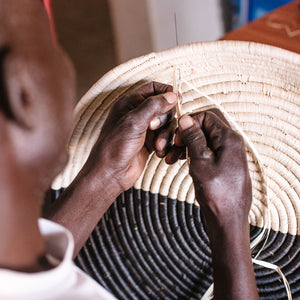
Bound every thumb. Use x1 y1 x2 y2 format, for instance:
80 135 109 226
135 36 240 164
178 115 213 161
129 92 177 132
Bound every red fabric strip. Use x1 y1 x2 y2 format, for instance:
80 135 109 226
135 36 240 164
42 0 57 43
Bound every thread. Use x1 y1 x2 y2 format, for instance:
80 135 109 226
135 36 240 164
253 259 292 299
42 0 57 44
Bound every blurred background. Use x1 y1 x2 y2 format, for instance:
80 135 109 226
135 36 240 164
52 0 293 100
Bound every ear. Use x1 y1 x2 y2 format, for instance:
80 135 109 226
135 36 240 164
0 0 75 191
3 48 75 189
0 47 33 130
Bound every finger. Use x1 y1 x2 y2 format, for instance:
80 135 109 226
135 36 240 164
154 133 169 157
178 151 187 160
104 82 173 132
165 145 186 164
201 111 231 153
178 115 213 161
149 108 175 130
121 82 172 108
144 130 155 153
128 92 177 133
191 108 231 128
207 108 231 127
154 118 177 157
137 81 173 98
174 129 184 147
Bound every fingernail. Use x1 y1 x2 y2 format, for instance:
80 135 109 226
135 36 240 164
179 116 194 130
164 92 177 104
150 117 160 129
157 138 167 151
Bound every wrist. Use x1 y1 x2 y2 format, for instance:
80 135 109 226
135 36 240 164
201 207 250 245
209 222 250 245
200 197 250 235
76 162 123 202
46 162 123 257
209 223 258 300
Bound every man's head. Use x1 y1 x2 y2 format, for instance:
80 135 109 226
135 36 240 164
0 0 75 192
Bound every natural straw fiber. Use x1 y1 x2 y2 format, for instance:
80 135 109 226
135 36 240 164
51 41 300 299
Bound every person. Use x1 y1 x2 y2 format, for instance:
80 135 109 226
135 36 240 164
0 0 259 299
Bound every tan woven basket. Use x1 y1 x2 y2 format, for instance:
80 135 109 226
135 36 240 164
51 40 300 299
53 40 300 237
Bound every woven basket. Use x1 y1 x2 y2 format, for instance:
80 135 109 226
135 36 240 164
52 41 300 299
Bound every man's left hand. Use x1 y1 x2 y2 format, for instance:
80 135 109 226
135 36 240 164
82 81 178 192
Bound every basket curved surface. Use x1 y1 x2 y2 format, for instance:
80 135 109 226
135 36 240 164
52 41 300 299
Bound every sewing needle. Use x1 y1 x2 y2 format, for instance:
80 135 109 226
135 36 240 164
173 13 189 165
173 13 182 118
173 66 182 117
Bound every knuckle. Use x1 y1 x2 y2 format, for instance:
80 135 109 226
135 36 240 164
211 122 223 136
211 134 222 147
230 130 244 144
208 108 222 116
224 129 245 148
183 128 203 145
191 112 205 125
209 110 230 126
153 81 172 93
139 96 162 119
147 96 163 111
123 113 140 131
200 149 213 159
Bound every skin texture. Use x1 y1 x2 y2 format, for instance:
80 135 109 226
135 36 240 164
46 83 178 255
0 0 75 272
166 112 259 300
0 0 259 298
0 0 75 188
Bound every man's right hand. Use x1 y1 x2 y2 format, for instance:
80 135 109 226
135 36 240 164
167 110 252 231
166 110 259 300
46 82 178 256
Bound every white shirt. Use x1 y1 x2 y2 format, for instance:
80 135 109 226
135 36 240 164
0 219 116 299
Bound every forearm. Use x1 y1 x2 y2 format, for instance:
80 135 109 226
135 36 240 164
207 222 259 300
45 167 122 257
